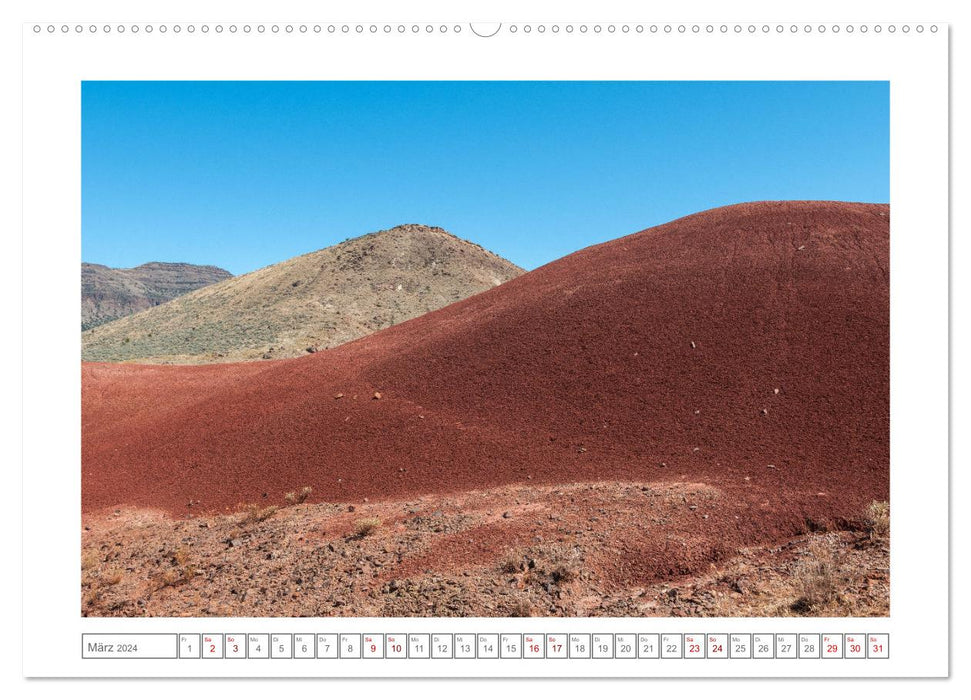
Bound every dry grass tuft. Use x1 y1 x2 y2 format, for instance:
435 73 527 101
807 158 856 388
790 535 843 613
284 486 313 506
81 549 100 571
157 562 198 590
354 517 382 538
239 503 279 524
865 501 890 541
499 554 524 574
545 545 581 584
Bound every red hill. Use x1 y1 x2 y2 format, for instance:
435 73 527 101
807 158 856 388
83 201 889 552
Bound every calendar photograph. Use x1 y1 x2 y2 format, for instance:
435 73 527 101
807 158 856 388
80 80 890 619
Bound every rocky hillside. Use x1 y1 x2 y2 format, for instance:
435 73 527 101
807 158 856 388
82 262 232 330
81 224 524 363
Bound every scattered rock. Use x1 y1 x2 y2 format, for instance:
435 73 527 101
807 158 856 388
334 392 344 399
347 505 356 512
373 392 382 400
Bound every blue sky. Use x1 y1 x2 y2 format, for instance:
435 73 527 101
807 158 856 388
82 81 888 274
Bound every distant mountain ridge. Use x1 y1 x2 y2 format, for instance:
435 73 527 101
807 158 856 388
81 224 525 363
81 261 232 330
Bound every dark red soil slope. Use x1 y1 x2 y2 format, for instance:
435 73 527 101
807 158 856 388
83 202 889 551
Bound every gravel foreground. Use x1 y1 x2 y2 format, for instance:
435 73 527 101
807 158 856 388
82 481 888 618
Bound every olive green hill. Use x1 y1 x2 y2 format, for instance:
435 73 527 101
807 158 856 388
81 224 524 364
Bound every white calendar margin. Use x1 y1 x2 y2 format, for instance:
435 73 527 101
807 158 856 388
21 21 947 678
